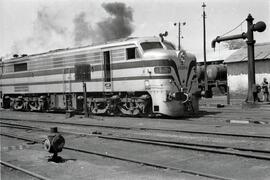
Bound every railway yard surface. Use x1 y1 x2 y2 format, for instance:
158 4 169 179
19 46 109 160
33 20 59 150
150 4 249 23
1 96 270 180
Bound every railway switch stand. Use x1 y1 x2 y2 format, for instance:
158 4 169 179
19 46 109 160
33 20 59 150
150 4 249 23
44 127 65 162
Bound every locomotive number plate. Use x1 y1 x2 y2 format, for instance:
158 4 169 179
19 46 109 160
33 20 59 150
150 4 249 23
104 82 112 89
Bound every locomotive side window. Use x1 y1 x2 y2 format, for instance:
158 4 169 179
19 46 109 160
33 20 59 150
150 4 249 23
14 63 27 72
126 47 140 60
103 51 111 82
140 42 163 51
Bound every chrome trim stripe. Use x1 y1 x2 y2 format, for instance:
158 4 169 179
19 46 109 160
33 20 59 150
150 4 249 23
1 59 178 79
1 75 174 87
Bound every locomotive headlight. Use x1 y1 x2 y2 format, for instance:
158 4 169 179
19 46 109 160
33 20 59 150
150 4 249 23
167 92 189 103
154 66 171 74
77 96 84 100
144 80 151 90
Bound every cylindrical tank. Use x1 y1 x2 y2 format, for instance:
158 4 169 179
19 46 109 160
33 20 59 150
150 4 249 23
197 64 227 82
207 64 227 81
196 65 204 82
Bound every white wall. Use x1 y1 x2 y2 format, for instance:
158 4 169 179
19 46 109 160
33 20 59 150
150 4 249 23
228 73 270 92
227 60 270 95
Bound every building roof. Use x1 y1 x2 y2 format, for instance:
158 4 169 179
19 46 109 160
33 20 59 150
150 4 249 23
196 49 236 63
224 42 270 63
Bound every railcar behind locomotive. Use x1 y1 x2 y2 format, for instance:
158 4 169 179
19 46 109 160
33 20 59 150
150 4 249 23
197 64 228 94
0 37 201 117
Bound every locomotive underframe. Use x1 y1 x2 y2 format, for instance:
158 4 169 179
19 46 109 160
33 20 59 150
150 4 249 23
2 91 154 116
2 89 197 117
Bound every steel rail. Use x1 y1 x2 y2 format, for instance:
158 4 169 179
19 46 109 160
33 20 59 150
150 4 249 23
0 160 51 180
126 136 270 154
0 131 232 180
1 117 270 139
100 136 270 160
2 122 270 160
0 122 46 131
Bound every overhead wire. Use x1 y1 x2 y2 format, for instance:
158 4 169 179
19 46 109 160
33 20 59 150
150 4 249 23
220 19 246 37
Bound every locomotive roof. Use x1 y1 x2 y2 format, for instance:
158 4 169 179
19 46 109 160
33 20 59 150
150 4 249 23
3 36 161 63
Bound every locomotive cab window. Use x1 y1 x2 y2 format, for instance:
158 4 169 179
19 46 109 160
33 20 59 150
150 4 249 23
126 47 140 60
140 42 163 51
14 63 27 72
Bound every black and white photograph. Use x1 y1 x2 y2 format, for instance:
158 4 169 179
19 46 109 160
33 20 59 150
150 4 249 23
0 0 270 179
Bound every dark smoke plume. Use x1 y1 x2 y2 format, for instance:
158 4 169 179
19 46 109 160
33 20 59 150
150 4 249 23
98 2 134 41
73 2 134 46
10 2 134 56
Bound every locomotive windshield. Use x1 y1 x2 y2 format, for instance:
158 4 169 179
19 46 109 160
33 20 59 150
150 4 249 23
140 42 163 51
163 41 176 50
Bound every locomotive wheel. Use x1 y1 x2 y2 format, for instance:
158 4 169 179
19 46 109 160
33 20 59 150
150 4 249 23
89 101 109 114
118 94 151 116
118 102 141 116
29 100 40 111
12 99 24 110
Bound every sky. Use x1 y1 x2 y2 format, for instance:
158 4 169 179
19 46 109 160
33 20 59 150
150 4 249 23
0 0 269 59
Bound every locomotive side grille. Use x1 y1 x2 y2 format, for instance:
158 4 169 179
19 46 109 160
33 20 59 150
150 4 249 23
14 85 29 92
53 57 64 68
111 49 126 61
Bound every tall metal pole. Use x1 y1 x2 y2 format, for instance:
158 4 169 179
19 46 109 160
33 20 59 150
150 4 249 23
83 81 88 117
178 22 181 50
174 22 185 50
245 14 256 103
202 2 208 92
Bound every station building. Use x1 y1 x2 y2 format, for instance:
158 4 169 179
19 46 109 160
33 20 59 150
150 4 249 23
224 42 270 97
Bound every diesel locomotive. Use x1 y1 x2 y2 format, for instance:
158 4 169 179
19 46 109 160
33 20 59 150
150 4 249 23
0 37 201 117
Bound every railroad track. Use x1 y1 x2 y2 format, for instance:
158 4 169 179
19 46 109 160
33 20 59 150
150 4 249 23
0 131 232 180
1 117 270 139
1 121 270 161
0 160 51 180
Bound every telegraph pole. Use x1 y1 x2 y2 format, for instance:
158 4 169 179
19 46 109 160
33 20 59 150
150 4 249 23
178 22 181 50
202 2 208 93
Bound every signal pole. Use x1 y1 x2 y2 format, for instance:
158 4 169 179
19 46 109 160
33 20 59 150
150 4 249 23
174 22 186 50
202 3 209 94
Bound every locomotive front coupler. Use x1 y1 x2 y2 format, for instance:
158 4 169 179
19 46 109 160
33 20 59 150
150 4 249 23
43 127 65 163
